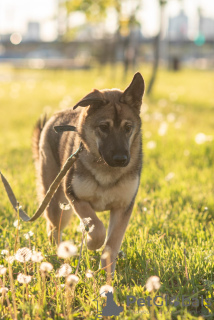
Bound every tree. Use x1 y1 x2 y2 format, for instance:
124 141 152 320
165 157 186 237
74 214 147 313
62 0 142 75
147 0 167 96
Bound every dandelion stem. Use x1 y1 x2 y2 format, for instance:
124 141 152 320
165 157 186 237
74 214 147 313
106 254 111 285
14 202 20 253
0 279 14 320
94 259 116 274
58 209 64 245
184 248 189 281
8 262 17 320
75 230 85 276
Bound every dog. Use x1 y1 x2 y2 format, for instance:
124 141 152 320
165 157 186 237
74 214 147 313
32 72 145 272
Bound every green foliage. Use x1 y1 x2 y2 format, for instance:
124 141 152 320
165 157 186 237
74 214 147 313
64 0 115 21
0 65 213 319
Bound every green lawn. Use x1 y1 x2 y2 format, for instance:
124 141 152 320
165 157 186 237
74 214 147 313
0 64 214 319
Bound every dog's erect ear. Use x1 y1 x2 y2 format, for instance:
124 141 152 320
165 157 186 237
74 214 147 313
73 89 109 110
120 72 145 111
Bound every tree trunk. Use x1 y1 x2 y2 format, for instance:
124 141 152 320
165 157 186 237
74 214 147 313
147 3 164 96
147 32 160 96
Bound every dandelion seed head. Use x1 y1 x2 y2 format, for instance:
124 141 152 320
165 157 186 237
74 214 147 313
17 273 32 284
15 247 32 263
57 241 77 259
6 256 15 264
79 217 93 232
1 250 9 256
24 231 34 239
146 141 156 149
146 276 161 292
100 285 114 297
118 250 126 259
86 270 93 278
167 113 176 122
165 172 175 181
31 251 44 263
66 274 79 285
158 122 168 136
0 287 8 294
40 262 53 273
195 132 213 144
13 219 22 229
0 265 7 275
59 203 71 210
56 263 72 277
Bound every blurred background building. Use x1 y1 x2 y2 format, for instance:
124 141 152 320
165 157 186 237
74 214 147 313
0 0 213 71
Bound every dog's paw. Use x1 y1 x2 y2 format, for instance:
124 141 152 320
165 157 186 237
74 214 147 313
87 222 106 250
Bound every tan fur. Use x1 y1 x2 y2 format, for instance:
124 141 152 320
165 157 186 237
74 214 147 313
33 72 145 272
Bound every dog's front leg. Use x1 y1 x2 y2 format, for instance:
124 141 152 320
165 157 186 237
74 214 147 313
68 199 106 250
101 204 134 273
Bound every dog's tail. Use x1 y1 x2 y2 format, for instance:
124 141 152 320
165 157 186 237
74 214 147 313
32 115 48 166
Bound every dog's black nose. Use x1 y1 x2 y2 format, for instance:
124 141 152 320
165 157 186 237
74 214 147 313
113 155 128 166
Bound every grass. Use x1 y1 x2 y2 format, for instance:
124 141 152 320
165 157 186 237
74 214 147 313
0 64 214 319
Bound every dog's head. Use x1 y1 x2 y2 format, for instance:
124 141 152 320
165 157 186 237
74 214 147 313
74 72 145 167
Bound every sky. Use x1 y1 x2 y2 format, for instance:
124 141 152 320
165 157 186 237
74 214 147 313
0 0 214 41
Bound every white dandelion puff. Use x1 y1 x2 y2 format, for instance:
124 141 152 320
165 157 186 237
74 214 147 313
100 285 114 297
1 250 9 256
56 263 72 277
146 276 161 292
6 256 15 264
40 262 53 273
13 219 22 229
167 113 176 122
17 273 32 284
31 251 44 263
59 203 71 210
86 270 94 278
79 217 94 233
165 172 175 181
158 122 168 136
0 287 8 294
15 247 32 263
195 133 213 144
24 231 34 239
66 274 79 286
0 265 7 275
146 141 156 150
57 241 77 259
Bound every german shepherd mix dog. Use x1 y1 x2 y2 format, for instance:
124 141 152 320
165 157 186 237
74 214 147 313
32 72 145 272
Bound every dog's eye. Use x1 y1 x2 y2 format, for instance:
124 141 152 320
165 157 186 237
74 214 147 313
124 124 133 134
99 124 109 133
